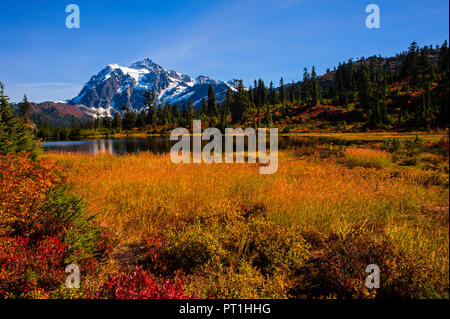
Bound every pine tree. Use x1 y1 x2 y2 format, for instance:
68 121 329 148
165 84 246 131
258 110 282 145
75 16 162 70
144 90 157 127
231 80 249 124
264 105 273 126
70 115 80 137
256 79 267 113
279 77 286 109
123 110 137 130
201 98 207 116
207 84 217 116
113 111 122 130
156 105 163 125
172 103 180 126
357 64 372 112
311 66 321 106
0 82 38 159
248 86 254 111
163 102 172 126
137 110 146 128
402 41 419 88
289 80 296 105
220 105 228 132
186 98 194 127
20 95 31 119
437 40 449 123
268 81 276 105
301 67 310 103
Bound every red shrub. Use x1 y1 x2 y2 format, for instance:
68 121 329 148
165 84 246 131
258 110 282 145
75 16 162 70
0 235 67 298
87 266 191 299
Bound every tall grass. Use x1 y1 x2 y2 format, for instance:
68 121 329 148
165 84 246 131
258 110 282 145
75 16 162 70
43 151 449 297
344 147 392 168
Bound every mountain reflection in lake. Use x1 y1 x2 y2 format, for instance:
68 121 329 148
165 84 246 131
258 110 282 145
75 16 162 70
43 138 173 155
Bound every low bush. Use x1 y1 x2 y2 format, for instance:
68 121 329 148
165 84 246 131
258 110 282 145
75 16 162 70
293 227 438 299
86 266 191 299
191 262 291 299
0 235 67 298
156 223 225 274
241 217 309 275
143 216 310 298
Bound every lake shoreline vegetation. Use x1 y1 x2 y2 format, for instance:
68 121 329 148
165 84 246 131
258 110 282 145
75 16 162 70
0 40 449 300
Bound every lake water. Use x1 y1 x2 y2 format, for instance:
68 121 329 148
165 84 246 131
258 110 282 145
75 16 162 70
42 136 355 155
43 137 173 155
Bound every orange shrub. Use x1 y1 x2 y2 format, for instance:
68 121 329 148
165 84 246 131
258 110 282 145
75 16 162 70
0 153 62 237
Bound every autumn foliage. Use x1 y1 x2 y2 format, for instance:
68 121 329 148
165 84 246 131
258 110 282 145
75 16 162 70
0 153 62 238
86 266 190 299
0 153 114 298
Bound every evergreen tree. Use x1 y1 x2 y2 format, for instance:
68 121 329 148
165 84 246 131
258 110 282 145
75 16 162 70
137 110 146 128
220 105 228 131
201 98 207 116
437 40 449 123
113 111 122 130
256 79 267 112
70 115 80 137
289 80 296 104
20 95 31 119
207 84 217 116
225 87 233 116
357 64 372 112
279 77 286 107
144 90 157 127
156 104 163 125
268 81 276 105
301 68 310 104
163 102 172 126
103 115 112 130
310 66 321 106
123 110 137 130
402 41 419 88
264 105 273 126
231 80 250 123
0 82 38 159
172 103 180 126
186 98 194 127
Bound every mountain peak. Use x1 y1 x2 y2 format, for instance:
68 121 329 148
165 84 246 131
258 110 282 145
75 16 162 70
195 75 213 83
70 59 236 111
129 58 161 70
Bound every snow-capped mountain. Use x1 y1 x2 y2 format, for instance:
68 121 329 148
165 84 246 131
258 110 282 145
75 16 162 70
69 58 236 115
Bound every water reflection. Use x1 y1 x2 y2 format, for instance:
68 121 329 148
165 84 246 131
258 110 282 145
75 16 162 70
43 138 173 155
43 136 355 156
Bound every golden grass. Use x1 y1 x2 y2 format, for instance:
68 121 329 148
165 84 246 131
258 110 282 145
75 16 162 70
280 132 447 142
43 150 449 289
344 147 392 168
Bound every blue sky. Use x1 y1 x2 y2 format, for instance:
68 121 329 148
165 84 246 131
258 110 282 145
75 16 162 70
0 0 448 103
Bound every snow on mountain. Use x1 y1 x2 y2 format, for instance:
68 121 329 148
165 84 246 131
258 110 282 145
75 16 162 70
69 58 236 114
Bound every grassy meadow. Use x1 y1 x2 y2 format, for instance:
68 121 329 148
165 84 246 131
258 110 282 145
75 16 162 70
42 133 449 299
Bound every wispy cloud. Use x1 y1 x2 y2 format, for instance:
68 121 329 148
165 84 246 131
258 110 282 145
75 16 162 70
279 0 301 10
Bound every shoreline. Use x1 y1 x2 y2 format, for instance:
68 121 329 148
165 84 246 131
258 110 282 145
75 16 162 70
41 130 448 143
